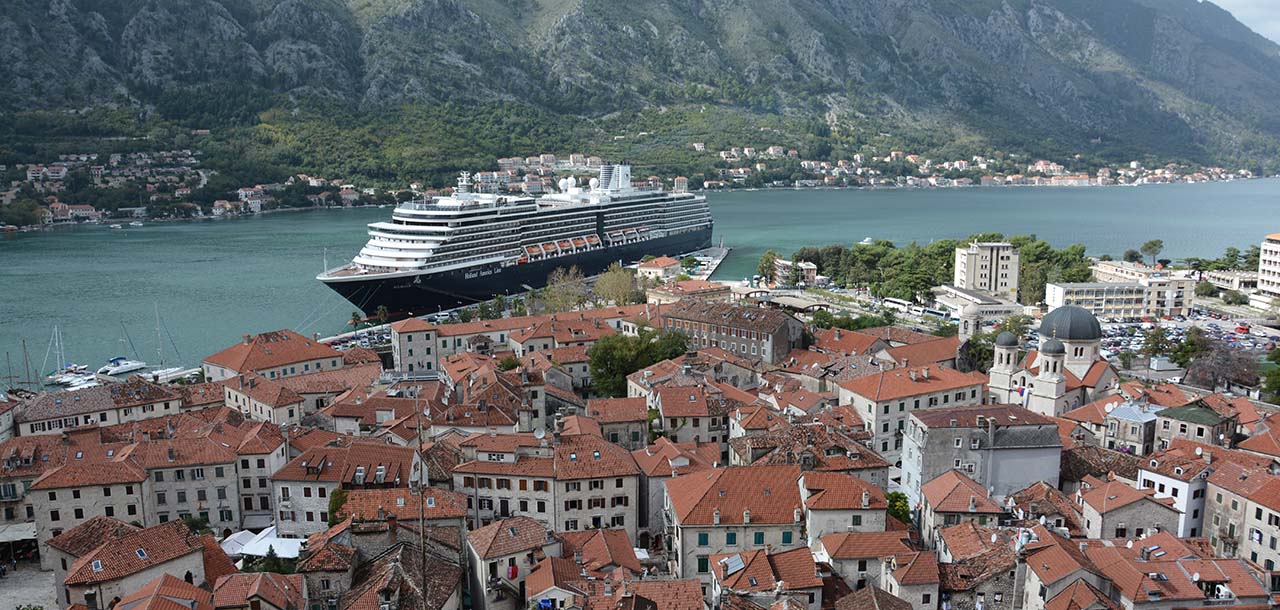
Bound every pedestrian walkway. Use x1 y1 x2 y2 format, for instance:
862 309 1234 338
0 563 55 609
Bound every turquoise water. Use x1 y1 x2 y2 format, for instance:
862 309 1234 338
1 179 1278 376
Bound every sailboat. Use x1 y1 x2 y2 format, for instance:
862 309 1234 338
42 326 89 385
142 304 186 382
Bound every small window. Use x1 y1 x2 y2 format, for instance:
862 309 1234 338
136 548 148 560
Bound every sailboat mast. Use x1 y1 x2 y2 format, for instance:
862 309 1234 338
21 339 33 389
155 304 164 366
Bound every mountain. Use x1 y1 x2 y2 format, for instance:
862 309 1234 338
3 0 1280 172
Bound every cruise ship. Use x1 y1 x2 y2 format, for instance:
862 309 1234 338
318 165 713 316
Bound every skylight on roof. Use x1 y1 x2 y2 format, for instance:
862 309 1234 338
135 548 148 560
91 560 102 572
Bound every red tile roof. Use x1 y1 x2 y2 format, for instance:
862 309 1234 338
213 572 305 610
881 336 961 367
802 472 887 511
30 459 148 490
818 531 911 559
338 487 469 521
48 516 141 557
204 329 340 373
835 585 913 610
118 574 214 610
271 440 415 485
1078 475 1176 514
586 397 649 424
921 470 1004 513
813 327 884 356
555 433 640 480
912 403 1055 427
711 547 822 592
221 373 303 408
467 516 553 559
64 520 205 585
630 438 721 477
839 365 986 402
559 529 641 573
656 385 710 418
665 466 803 526
892 551 940 585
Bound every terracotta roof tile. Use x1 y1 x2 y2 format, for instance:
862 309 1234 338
921 470 1003 513
65 520 205 585
213 572 305 610
813 328 883 356
272 440 415 485
839 365 986 402
555 433 640 480
586 397 649 424
802 471 887 511
30 458 148 490
631 438 721 477
892 551 940 585
467 516 553 559
204 329 341 374
338 487 469 521
48 516 141 557
835 585 913 610
1078 476 1176 514
818 531 911 559
665 465 803 526
119 574 214 610
559 529 641 573
711 547 822 592
881 336 961 366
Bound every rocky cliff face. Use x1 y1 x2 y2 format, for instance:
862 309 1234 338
3 0 1279 160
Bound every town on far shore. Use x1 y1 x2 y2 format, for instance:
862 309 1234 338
1 139 1259 231
3 221 1280 610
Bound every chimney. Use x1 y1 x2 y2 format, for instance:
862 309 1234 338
1140 546 1151 561
574 551 583 565
909 370 918 382
713 509 721 525
387 515 398 542
743 509 751 524
167 447 175 462
1203 450 1212 465
968 495 977 512
922 367 929 380
861 490 870 509
243 333 251 345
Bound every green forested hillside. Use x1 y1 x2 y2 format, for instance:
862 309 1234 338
2 0 1280 184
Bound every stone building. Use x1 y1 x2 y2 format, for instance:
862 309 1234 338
1075 475 1179 539
902 404 1061 505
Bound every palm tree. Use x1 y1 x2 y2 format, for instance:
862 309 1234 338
375 305 389 325
349 311 363 329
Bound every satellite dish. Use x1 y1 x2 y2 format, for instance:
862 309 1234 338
991 533 998 544
567 176 577 188
1195 447 1203 456
1219 433 1226 440
589 177 600 189
558 178 570 191
534 428 546 440
1126 540 1133 548
1193 572 1201 582
1105 402 1117 414
1039 515 1047 525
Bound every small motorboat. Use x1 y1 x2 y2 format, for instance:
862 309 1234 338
97 356 147 376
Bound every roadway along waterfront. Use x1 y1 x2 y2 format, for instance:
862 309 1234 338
2 178 1279 375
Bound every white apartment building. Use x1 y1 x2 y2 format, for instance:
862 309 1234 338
954 242 1020 298
1251 232 1280 309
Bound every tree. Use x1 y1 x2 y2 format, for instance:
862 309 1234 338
1186 343 1259 391
681 256 699 271
1222 290 1249 305
933 323 959 337
181 514 211 534
544 266 588 313
594 262 639 306
1244 245 1262 271
588 327 689 397
1117 351 1135 370
1140 240 1164 266
757 250 779 281
1220 247 1242 270
885 491 911 525
498 354 520 371
375 305 389 325
348 311 363 329
1170 327 1212 368
1141 327 1173 358
327 488 348 527
457 308 474 322
1123 249 1143 263
1194 282 1219 297
254 545 293 574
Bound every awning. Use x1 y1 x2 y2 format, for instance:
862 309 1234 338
237 526 303 559
0 522 36 543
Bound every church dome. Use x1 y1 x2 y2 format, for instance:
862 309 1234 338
995 331 1019 347
1041 338 1066 355
961 303 981 317
1039 305 1102 342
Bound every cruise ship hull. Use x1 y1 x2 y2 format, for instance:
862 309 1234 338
322 228 713 316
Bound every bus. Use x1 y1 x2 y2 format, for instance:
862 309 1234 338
922 307 952 320
882 297 912 313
